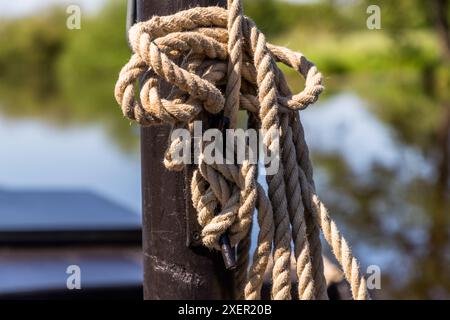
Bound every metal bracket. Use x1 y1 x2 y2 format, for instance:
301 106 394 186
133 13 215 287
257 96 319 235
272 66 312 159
185 115 236 270
185 165 204 248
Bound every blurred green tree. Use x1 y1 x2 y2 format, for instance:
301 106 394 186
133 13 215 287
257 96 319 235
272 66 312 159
0 9 67 92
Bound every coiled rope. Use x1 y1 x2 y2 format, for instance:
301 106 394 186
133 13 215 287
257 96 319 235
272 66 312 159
115 0 370 300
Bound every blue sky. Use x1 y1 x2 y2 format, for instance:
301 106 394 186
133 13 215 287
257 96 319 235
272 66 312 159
0 0 107 17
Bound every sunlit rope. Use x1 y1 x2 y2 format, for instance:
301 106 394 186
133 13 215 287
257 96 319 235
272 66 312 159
115 0 370 300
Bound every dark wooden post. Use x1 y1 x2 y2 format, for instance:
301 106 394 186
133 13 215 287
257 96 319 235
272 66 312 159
138 0 234 299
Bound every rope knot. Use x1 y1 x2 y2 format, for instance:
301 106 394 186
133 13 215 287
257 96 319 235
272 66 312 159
114 0 371 301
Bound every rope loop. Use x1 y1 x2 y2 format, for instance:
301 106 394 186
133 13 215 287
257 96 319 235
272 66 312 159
115 6 324 126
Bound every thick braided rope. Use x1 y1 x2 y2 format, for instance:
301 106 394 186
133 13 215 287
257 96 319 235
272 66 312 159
114 3 370 300
226 0 252 297
244 184 274 299
290 112 329 299
225 0 243 127
273 60 328 299
297 169 370 300
241 17 293 300
280 114 315 299
235 222 252 299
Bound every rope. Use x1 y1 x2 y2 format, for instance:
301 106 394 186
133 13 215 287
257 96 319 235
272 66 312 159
115 1 370 300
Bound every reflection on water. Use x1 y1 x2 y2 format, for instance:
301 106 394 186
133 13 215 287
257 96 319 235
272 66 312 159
0 114 141 213
303 93 432 180
303 93 449 299
0 87 448 298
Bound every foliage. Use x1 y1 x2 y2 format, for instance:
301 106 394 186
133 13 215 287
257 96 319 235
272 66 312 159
0 9 67 91
57 0 130 116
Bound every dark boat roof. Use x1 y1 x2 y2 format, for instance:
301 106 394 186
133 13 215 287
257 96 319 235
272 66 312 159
0 188 141 245
0 188 143 298
0 188 140 231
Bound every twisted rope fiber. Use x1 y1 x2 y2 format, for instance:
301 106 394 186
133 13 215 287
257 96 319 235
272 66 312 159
115 1 370 300
226 0 251 299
